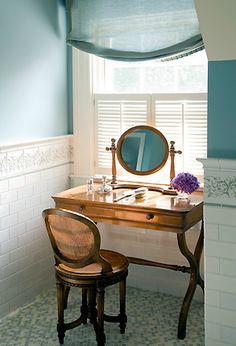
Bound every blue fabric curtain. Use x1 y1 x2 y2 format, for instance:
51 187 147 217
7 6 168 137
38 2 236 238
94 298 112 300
66 0 204 61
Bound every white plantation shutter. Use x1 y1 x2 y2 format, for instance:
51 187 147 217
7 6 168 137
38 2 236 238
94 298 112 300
94 93 207 180
184 102 207 176
154 100 183 180
95 94 150 173
154 95 207 180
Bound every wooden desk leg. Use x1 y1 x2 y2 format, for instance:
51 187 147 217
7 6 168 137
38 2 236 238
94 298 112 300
194 221 204 291
177 221 204 339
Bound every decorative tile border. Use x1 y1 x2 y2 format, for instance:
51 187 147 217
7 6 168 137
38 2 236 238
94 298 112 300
198 158 236 207
205 176 236 198
0 135 73 179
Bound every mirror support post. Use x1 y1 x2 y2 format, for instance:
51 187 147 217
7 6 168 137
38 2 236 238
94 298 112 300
106 138 117 184
169 141 182 183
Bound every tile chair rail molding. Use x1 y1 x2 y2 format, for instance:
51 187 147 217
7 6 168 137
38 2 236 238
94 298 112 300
42 208 129 346
0 135 73 180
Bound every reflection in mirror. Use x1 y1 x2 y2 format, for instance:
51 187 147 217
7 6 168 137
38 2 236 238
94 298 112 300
117 125 169 175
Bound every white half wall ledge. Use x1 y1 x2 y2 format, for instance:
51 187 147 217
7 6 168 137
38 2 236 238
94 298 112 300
198 157 236 171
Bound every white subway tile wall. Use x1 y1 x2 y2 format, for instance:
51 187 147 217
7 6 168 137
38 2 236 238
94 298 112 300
0 136 73 319
201 158 236 346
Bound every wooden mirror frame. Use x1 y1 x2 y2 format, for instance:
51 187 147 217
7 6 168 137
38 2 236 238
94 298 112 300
106 125 182 186
116 125 169 176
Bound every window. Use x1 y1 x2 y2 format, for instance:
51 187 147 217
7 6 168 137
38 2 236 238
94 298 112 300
92 50 207 184
93 50 207 94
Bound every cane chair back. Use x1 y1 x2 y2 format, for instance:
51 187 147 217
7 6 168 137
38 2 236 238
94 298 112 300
43 208 101 269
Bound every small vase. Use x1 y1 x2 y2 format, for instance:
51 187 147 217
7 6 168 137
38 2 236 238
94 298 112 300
177 191 190 200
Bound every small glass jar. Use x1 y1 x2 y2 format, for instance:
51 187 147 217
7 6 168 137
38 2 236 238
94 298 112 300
87 177 94 194
177 191 190 200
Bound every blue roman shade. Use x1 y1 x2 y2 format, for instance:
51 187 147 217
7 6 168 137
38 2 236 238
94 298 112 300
66 0 204 61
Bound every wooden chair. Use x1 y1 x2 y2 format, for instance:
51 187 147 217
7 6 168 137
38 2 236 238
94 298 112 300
42 208 129 346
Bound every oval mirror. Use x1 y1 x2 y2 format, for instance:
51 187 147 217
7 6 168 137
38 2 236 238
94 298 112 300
117 125 169 175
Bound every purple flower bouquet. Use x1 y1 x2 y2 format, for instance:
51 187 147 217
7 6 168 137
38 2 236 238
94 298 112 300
171 172 200 195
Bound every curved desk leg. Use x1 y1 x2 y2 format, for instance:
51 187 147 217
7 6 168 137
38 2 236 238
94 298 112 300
194 221 204 291
177 221 204 339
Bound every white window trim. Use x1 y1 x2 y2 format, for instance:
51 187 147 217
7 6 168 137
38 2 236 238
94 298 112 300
72 49 95 184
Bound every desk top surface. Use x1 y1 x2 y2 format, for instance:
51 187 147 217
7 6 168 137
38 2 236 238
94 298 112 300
53 184 203 214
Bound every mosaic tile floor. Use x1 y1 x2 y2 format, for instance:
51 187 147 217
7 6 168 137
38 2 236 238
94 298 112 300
0 286 204 346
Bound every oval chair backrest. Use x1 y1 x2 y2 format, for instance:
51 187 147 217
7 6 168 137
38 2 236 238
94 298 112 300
42 208 101 269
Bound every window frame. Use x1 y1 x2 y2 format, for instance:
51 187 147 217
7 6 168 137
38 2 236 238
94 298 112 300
72 48 207 185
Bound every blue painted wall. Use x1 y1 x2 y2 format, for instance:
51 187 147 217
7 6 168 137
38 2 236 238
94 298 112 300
208 60 236 158
0 0 72 145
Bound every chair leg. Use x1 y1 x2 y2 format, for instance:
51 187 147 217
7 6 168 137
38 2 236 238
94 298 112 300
96 288 106 346
63 286 70 309
56 282 66 344
81 288 88 325
88 288 97 325
119 278 127 334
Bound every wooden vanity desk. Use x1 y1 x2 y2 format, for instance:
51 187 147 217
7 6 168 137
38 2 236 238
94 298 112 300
52 183 204 340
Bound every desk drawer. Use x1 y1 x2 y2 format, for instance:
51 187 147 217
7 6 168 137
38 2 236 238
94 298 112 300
63 203 184 231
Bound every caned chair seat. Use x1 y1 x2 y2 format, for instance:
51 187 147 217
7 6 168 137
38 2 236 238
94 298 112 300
42 208 129 346
58 249 128 277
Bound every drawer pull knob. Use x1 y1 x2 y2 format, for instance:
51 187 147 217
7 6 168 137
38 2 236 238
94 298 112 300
146 213 154 220
79 205 85 212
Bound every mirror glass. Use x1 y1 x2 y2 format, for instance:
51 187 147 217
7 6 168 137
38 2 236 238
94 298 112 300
117 125 169 175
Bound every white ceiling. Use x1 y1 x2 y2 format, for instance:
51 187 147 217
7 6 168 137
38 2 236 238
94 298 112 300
195 0 236 61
